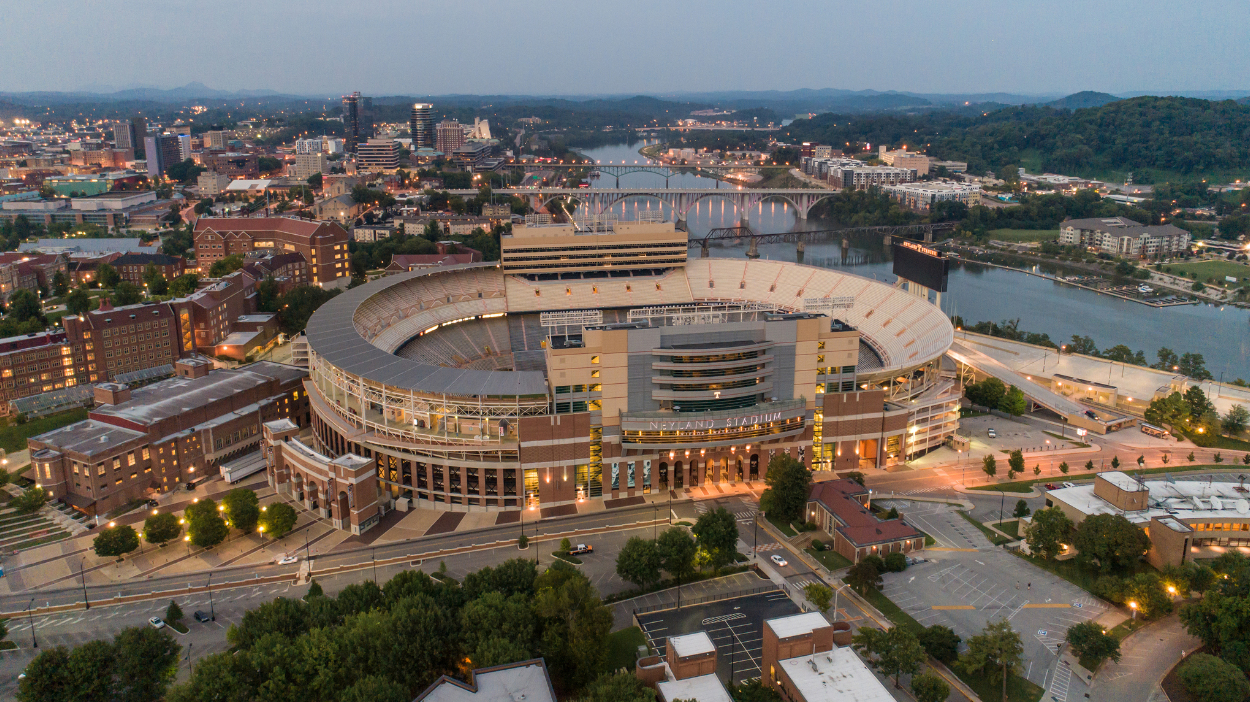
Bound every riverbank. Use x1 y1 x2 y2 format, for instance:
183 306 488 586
950 256 1197 308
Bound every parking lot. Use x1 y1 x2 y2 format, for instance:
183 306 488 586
637 591 802 685
875 499 1103 696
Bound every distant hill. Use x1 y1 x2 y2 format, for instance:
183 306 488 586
1048 91 1121 109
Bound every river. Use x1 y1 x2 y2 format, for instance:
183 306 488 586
573 140 1250 379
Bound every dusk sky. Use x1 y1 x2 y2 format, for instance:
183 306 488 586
3 0 1246 96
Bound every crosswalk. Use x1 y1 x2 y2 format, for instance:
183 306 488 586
734 510 757 522
755 542 784 552
1047 660 1073 702
905 486 945 495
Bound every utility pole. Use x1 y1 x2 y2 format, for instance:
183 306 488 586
79 557 89 610
26 598 37 648
207 572 216 622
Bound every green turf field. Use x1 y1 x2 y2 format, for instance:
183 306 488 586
987 229 1060 243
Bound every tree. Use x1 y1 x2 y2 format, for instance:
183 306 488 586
1072 514 1149 573
1064 621 1121 664
575 671 657 702
1223 405 1250 435
17 646 72 702
965 377 1006 409
1059 461 1069 475
1013 499 1030 518
209 254 245 278
112 281 143 306
982 453 997 478
166 599 183 623
222 488 260 534
259 502 297 538
851 626 926 688
304 578 324 600
730 679 784 702
1025 507 1073 561
97 262 120 288
113 625 181 701
1085 459 1095 471
1179 352 1213 381
691 507 739 570
803 582 833 614
1110 455 1121 470
7 289 42 323
168 273 199 297
340 675 409 702
1123 572 1173 618
884 552 908 573
1145 391 1189 428
959 620 1023 702
65 288 92 316
93 524 139 558
1184 385 1216 421
846 560 882 594
10 486 47 514
911 672 950 702
143 512 181 546
918 624 962 664
615 536 661 589
1007 449 1025 476
656 527 697 583
759 454 811 525
1000 385 1027 416
1177 653 1250 702
186 499 228 549
51 270 69 297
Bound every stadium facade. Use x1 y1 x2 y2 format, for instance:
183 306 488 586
267 220 958 534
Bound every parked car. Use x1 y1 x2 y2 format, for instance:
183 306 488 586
276 555 299 566
567 544 593 556
770 554 788 568
1044 483 1059 490
905 556 927 566
148 617 166 629
193 610 211 623
987 428 997 439
1062 481 1076 489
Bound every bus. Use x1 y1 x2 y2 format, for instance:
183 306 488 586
1140 422 1169 438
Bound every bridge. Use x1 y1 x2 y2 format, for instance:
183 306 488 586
495 162 793 187
695 222 957 250
445 187 836 222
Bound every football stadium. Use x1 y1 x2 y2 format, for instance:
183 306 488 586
269 219 958 533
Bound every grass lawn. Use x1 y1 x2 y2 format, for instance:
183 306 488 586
805 547 853 571
970 464 1230 494
961 669 1046 702
996 520 1020 538
0 407 89 453
604 626 648 673
0 641 15 651
1163 260 1250 284
1182 428 1250 452
1012 551 1153 596
958 511 1014 546
862 587 924 634
768 514 797 537
168 620 189 634
1043 431 1090 448
551 551 583 565
988 228 1060 243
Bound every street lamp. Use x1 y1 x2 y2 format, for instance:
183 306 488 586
207 572 216 621
1129 600 1138 621
25 598 37 649
832 582 850 621
79 556 90 610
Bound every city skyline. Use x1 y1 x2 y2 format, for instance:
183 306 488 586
1 0 1246 96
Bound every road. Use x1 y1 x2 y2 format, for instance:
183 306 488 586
1089 613 1200 702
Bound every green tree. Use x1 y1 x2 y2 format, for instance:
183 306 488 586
209 254 246 278
65 288 92 316
304 578 324 600
965 377 1006 409
730 678 784 702
1000 385 1027 416
17 646 72 702
851 626 926 688
803 582 833 614
575 671 657 702
222 488 260 534
112 281 143 306
1026 507 1073 560
10 486 47 514
64 640 116 702
1072 513 1149 573
656 526 697 582
93 524 139 558
1064 621 1121 664
759 454 812 525
186 498 229 549
534 568 612 693
340 675 409 702
143 512 181 546
1223 405 1249 435
1007 449 1025 476
982 453 997 478
1145 391 1189 428
615 536 661 589
918 625 962 665
7 289 42 323
911 672 950 702
846 560 882 594
1013 499 1030 518
1184 385 1216 420
959 620 1023 702
97 262 120 288
1085 459 1096 471
1110 455 1121 470
51 270 69 297
1177 653 1250 702
165 599 183 623
1123 572 1173 618
168 273 199 297
691 507 739 570
884 551 908 573
1059 461 1070 475
259 502 298 538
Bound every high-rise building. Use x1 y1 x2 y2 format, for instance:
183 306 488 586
205 129 231 149
410 103 434 149
436 119 465 156
295 138 323 155
341 92 374 153
293 152 327 180
176 134 193 161
143 134 183 179
356 139 401 172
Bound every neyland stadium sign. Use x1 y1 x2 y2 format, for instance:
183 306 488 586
646 411 784 431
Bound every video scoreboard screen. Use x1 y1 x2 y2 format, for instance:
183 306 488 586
891 240 950 292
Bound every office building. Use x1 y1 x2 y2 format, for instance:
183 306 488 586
414 659 556 702
435 119 466 156
197 171 232 196
27 360 309 516
452 142 493 170
763 613 889 702
1058 217 1191 259
176 134 193 161
113 117 146 154
355 139 401 172
341 92 374 153
143 134 183 179
295 138 324 155
193 217 351 288
293 152 327 181
410 103 435 149
205 130 232 149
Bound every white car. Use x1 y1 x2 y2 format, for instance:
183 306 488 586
770 554 788 568
1062 481 1076 489
148 616 165 629
987 428 997 439
276 555 299 565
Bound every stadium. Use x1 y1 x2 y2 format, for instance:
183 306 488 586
273 219 959 533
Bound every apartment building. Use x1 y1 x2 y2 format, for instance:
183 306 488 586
293 152 327 181
61 299 183 383
1059 217 1191 258
193 217 351 287
883 181 982 212
240 253 308 293
28 360 308 516
196 171 232 196
294 139 324 155
0 331 83 411
0 253 66 302
410 103 435 149
435 119 466 155
878 146 931 176
111 253 186 287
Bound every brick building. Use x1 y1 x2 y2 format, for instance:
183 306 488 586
240 252 308 294
193 217 350 288
806 479 925 563
110 253 186 287
0 331 83 411
61 300 184 383
201 152 260 179
0 253 67 302
28 360 309 515
263 419 380 535
181 270 259 349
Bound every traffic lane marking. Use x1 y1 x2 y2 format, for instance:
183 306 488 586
928 547 977 552
1022 603 1071 608
932 605 976 610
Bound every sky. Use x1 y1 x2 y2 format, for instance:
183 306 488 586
1 0 1246 97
